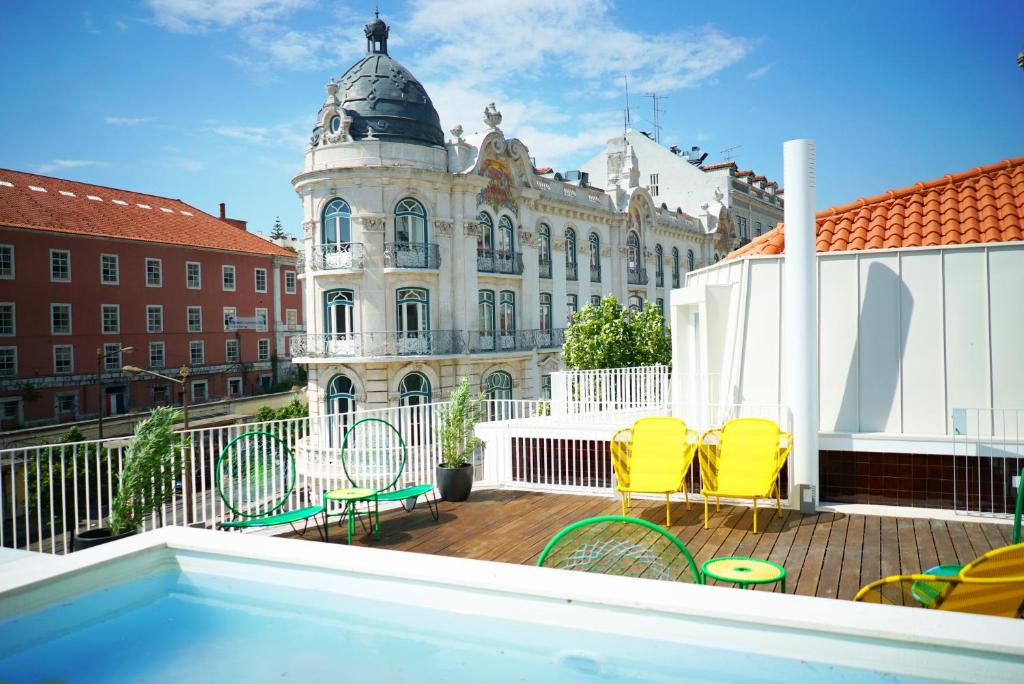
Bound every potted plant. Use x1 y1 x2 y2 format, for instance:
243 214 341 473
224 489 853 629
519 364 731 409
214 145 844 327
73 407 187 551
435 376 484 502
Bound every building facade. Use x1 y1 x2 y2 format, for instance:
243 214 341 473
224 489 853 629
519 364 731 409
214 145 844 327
291 15 777 418
0 170 304 429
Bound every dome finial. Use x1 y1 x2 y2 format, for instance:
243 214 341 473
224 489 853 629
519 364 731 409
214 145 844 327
365 10 389 54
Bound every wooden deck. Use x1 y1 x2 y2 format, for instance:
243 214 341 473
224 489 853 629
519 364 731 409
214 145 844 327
277 489 1014 601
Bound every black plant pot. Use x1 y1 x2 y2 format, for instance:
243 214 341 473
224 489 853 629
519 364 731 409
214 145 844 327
72 527 136 552
436 463 474 502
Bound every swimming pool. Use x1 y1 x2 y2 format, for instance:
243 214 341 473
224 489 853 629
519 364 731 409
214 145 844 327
1 528 1021 682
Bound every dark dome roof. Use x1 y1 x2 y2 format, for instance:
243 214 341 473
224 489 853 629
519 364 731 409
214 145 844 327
317 15 443 148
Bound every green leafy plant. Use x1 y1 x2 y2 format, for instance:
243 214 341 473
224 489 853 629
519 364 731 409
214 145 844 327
109 407 189 535
438 376 484 469
253 397 308 423
562 296 670 370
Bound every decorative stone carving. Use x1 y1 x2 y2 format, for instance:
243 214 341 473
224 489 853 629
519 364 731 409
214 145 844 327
578 241 591 255
484 102 502 130
644 249 653 259
449 124 464 144
463 220 480 236
551 238 565 253
601 246 612 257
302 220 315 237
434 219 454 237
517 229 535 247
619 246 631 256
360 215 387 232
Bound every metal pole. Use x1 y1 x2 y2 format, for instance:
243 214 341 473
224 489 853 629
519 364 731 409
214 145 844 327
96 348 105 439
180 366 192 523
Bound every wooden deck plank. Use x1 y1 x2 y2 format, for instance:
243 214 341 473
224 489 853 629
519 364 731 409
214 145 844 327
794 513 833 596
816 513 849 599
878 516 901 582
896 518 920 575
914 519 939 573
963 522 995 560
946 520 982 565
858 515 881 589
929 520 959 570
837 514 865 600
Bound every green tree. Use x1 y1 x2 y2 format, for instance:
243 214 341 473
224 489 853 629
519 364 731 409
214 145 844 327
269 217 288 240
562 296 670 370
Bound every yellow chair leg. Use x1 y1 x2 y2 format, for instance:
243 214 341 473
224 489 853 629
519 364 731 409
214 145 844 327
621 494 627 517
752 497 758 534
716 496 720 512
665 494 671 527
704 497 709 529
775 484 782 512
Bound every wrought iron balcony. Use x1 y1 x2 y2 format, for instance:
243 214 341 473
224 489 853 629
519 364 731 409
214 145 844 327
289 331 464 358
478 249 524 275
656 271 664 287
627 266 648 285
566 261 578 281
535 327 566 350
299 243 366 272
538 257 552 279
590 265 601 283
384 242 441 269
467 329 537 353
672 275 680 289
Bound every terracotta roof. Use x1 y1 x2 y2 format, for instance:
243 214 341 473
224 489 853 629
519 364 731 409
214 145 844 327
700 161 737 172
0 168 293 257
726 156 1024 260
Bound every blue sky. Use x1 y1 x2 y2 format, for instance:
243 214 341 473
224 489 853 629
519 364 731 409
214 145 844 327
1 1 1022 236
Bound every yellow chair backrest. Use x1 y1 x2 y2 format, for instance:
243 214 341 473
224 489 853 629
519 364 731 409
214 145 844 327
714 418 783 495
626 417 691 492
937 543 1024 617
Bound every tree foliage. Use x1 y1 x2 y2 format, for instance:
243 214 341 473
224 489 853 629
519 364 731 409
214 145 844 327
252 398 308 423
562 296 670 370
438 376 484 468
269 217 288 240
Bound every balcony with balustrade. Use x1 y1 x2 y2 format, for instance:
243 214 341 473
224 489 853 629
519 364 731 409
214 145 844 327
384 242 441 270
298 243 366 275
590 265 601 283
290 330 464 361
467 329 538 354
535 327 565 349
627 266 648 285
566 261 578 281
478 249 524 276
538 257 552 279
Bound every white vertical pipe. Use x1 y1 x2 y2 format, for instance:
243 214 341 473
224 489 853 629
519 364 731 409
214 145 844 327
783 139 819 507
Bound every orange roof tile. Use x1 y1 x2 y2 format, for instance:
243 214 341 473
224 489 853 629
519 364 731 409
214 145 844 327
0 168 292 257
726 157 1024 260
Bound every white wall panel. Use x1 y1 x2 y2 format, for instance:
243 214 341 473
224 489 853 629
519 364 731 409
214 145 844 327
857 254 902 432
818 255 860 432
740 260 782 405
987 246 1024 410
898 251 946 434
943 249 990 425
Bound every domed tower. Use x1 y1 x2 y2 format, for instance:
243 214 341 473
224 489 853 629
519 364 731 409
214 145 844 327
310 12 444 148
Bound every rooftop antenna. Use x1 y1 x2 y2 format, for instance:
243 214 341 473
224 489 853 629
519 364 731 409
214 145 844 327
623 74 631 135
721 144 743 162
643 93 665 144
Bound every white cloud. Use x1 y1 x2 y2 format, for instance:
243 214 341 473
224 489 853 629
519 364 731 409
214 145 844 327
147 0 311 33
37 159 105 173
105 116 156 126
210 121 306 149
747 64 772 80
169 158 204 172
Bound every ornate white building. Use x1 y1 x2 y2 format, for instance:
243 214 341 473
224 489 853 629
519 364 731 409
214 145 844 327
290 15 781 417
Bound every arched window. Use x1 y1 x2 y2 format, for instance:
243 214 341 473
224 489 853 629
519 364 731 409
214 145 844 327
485 371 513 401
321 198 351 246
396 288 429 334
589 232 601 282
498 290 516 336
497 215 515 254
326 373 356 446
626 231 641 271
477 212 494 253
655 244 664 286
395 198 427 244
324 289 354 338
628 294 643 312
538 223 552 278
399 372 431 407
672 247 681 288
565 227 577 281
539 292 552 331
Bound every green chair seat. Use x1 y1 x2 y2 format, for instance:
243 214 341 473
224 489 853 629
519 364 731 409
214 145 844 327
220 505 325 529
376 484 433 502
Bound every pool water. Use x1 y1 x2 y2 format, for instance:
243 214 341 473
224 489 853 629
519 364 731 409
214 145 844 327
0 570 938 683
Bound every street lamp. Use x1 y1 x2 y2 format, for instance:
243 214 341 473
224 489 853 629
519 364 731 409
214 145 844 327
123 364 193 522
96 345 134 439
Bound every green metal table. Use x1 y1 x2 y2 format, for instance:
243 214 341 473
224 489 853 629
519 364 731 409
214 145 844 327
324 487 378 544
701 556 787 592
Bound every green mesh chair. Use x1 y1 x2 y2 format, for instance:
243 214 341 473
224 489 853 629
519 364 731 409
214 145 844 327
537 516 700 582
216 430 325 539
325 417 438 544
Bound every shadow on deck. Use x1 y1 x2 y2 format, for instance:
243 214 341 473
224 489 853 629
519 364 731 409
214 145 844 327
276 489 1014 601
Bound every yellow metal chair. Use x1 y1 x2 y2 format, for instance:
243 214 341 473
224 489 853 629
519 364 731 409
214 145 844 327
854 542 1024 618
610 417 698 526
698 418 792 534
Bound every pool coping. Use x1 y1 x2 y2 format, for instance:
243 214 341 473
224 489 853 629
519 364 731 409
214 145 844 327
1 527 1022 680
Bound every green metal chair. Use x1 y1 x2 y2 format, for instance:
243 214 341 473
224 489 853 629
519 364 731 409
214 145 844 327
216 430 325 539
537 515 700 582
325 417 438 544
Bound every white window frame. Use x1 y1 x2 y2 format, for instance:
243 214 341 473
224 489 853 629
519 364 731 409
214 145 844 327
185 261 202 289
49 249 71 283
285 308 297 328
55 391 78 417
0 396 21 423
225 338 240 363
0 244 13 279
649 173 659 197
223 306 236 331
187 306 203 333
146 304 164 333
0 302 14 337
101 304 120 334
222 265 236 292
50 303 72 335
0 346 16 377
257 338 270 361
254 267 268 293
255 307 268 332
53 344 74 374
284 270 296 294
145 257 163 287
190 379 209 403
149 341 165 369
227 376 243 398
102 343 121 371
189 340 205 366
100 253 119 285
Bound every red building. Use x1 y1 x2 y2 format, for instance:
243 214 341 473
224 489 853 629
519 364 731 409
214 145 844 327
0 168 304 429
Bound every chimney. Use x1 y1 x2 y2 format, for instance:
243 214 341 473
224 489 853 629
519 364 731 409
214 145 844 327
783 139 819 513
217 202 248 231
219 202 226 219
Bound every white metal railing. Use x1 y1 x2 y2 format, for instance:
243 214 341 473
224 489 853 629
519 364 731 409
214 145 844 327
551 365 671 416
951 408 1024 518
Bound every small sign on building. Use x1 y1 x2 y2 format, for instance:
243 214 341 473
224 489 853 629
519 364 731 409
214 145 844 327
226 315 266 331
